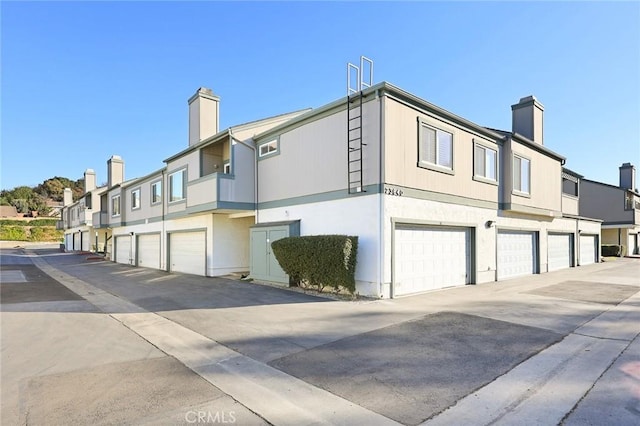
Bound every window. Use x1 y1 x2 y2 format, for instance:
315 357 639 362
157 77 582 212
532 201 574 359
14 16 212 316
513 155 530 194
169 169 186 202
111 195 121 217
151 181 162 204
131 189 141 210
259 140 278 157
223 162 231 174
562 174 578 197
474 143 497 181
418 121 453 170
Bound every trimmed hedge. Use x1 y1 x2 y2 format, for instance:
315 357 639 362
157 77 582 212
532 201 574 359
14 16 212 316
271 235 358 293
0 219 58 226
601 244 622 257
0 225 63 242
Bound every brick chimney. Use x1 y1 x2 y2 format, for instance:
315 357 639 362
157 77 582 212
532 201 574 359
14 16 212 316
63 188 73 206
188 87 219 147
620 162 636 191
511 96 544 145
107 155 124 187
84 169 96 193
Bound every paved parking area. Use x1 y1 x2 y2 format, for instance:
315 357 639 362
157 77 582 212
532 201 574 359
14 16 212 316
2 246 639 425
270 311 563 425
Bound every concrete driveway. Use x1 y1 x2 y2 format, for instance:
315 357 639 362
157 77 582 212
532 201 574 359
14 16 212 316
2 245 639 425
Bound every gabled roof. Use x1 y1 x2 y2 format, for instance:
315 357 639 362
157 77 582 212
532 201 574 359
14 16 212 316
582 178 640 196
164 108 310 163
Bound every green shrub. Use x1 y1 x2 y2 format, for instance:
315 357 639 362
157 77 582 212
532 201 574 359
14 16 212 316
0 226 28 241
601 245 622 257
271 235 358 293
0 219 57 227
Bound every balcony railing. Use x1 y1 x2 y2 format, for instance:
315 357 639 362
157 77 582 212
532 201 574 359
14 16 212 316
92 211 109 228
186 173 254 214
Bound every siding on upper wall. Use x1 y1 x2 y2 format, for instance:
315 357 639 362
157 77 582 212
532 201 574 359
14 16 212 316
123 173 164 224
257 98 382 204
383 97 500 204
503 138 562 213
579 181 633 224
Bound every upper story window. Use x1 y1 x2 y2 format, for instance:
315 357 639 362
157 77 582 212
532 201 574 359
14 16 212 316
474 143 497 182
418 120 453 172
223 162 231 174
513 155 531 194
258 139 278 158
625 193 640 210
151 181 162 204
169 169 186 202
111 195 121 217
131 189 141 210
562 173 579 197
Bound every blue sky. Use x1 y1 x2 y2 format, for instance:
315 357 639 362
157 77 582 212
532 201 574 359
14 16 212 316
2 1 639 190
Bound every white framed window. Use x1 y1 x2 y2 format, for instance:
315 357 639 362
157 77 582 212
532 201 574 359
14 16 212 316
474 143 497 181
258 139 278 158
169 169 186 202
513 155 531 194
418 121 453 171
223 163 231 174
111 195 121 217
151 181 162 204
131 189 141 210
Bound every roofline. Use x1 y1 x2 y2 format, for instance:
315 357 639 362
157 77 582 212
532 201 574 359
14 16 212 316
254 81 507 143
121 167 167 189
510 132 565 162
164 108 310 163
562 167 583 178
582 178 640 196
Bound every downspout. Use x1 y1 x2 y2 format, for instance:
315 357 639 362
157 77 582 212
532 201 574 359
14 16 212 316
377 88 385 298
161 169 166 271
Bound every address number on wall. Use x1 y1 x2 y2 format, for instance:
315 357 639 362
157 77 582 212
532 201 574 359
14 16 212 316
384 187 404 196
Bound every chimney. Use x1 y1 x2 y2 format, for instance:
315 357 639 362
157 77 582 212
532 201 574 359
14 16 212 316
511 95 544 144
619 162 636 190
188 87 219 147
107 155 124 187
84 169 96 193
63 188 73 206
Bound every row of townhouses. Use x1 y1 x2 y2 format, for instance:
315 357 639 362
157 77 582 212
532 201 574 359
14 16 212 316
59 80 639 298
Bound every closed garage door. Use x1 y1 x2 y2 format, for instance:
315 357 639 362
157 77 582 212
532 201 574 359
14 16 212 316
394 225 471 297
497 231 536 280
169 231 206 275
579 235 597 265
548 233 572 272
81 231 90 251
115 235 132 265
73 233 80 251
65 234 73 251
137 233 161 270
628 233 638 256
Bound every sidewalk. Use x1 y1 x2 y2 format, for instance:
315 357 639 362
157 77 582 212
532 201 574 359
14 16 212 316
15 249 640 424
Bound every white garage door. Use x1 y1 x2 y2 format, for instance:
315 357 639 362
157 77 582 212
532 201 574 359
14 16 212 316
628 234 638 256
169 231 206 275
497 231 536 280
65 234 73 251
115 235 132 265
81 231 90 252
73 233 80 251
394 225 470 296
579 235 597 265
548 233 572 272
137 233 161 270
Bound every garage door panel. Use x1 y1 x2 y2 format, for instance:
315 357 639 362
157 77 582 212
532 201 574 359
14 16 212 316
548 233 572 272
395 226 470 296
170 231 206 276
137 234 161 270
73 233 80 251
81 232 90 252
498 231 535 280
115 236 132 265
579 235 597 265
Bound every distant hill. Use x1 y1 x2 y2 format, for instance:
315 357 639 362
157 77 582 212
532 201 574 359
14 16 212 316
0 177 84 216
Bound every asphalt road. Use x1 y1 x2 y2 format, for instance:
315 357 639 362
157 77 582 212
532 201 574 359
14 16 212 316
1 245 639 425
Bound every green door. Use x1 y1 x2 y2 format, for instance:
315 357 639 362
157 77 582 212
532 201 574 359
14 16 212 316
250 222 299 284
